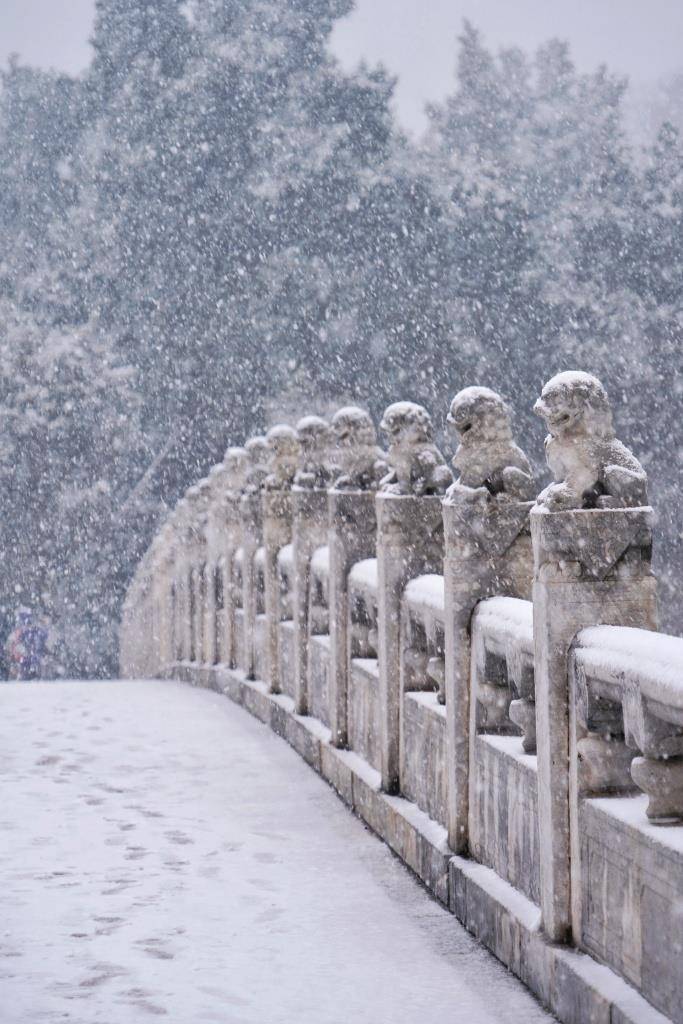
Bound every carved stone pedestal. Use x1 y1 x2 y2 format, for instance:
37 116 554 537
376 493 444 793
328 490 378 748
532 506 657 943
263 490 293 693
443 498 533 853
292 487 328 715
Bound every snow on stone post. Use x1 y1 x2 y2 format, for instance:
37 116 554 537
291 416 335 715
240 437 268 677
441 387 535 853
376 402 452 793
327 407 386 747
531 371 657 944
262 426 299 694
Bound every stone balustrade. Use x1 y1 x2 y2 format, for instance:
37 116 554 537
120 377 683 1024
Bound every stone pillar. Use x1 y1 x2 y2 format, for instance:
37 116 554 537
532 506 656 943
155 543 174 674
222 495 244 668
241 491 263 678
328 489 378 747
531 370 656 943
443 499 533 853
292 487 329 714
376 493 445 793
180 552 193 664
263 490 294 693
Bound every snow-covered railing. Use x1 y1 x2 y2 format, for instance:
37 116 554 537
121 378 683 1024
471 597 535 750
400 574 446 701
573 625 683 818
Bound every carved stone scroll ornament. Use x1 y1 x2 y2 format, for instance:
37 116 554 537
378 401 452 496
330 406 387 491
534 371 648 512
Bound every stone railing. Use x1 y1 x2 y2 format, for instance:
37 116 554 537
121 378 682 1024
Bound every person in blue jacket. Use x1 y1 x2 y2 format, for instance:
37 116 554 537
7 608 48 681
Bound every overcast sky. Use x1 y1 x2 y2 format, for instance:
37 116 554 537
2 0 683 134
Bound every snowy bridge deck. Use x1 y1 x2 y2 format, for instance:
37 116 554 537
0 679 551 1024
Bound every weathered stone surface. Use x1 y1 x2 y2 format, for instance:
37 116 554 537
579 795 683 1023
400 691 447 827
348 658 381 772
277 620 295 700
308 634 331 727
469 735 540 905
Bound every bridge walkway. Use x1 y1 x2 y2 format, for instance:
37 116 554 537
0 679 553 1023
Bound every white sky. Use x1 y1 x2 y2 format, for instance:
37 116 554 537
1 0 683 134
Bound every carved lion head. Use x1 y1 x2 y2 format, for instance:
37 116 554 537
534 371 613 440
380 401 434 447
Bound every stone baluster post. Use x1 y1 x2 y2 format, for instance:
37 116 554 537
153 530 174 675
291 416 335 715
292 487 328 712
202 469 223 668
241 490 263 677
327 407 386 746
441 387 535 854
206 449 248 668
531 371 656 944
376 402 452 793
328 489 378 746
240 436 269 677
262 426 299 694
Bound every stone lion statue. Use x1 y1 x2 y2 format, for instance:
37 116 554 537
243 435 269 494
379 401 452 496
209 446 248 501
264 424 300 491
330 406 387 491
294 415 335 490
444 386 535 506
534 371 647 510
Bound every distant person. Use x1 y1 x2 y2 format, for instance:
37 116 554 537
7 608 48 681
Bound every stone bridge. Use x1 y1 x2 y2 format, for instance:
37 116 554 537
121 375 682 1024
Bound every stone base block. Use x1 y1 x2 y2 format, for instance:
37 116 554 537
308 634 331 726
400 691 447 827
470 734 540 904
278 620 295 698
348 658 380 772
580 794 683 1023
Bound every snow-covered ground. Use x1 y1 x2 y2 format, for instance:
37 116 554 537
0 680 552 1023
